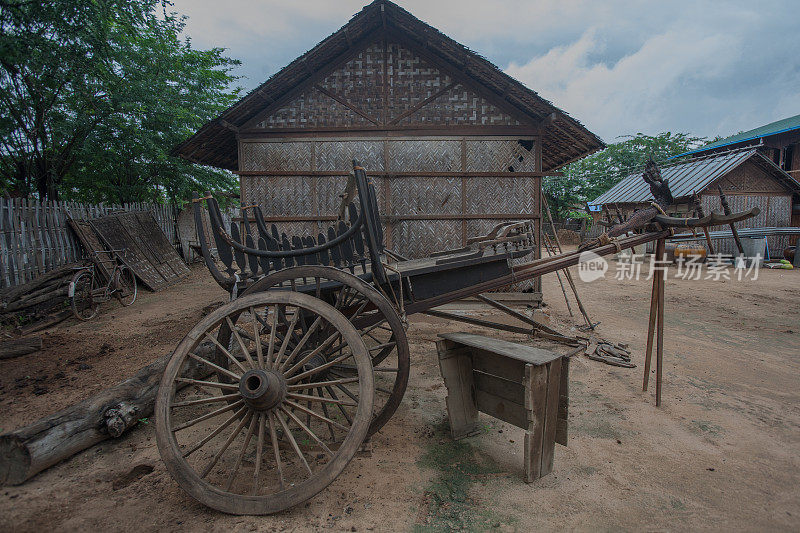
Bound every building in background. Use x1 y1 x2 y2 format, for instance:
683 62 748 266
589 147 800 256
677 114 800 230
173 0 603 293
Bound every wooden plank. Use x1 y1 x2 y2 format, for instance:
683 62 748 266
556 357 569 446
440 332 561 366
475 389 528 428
89 212 187 291
91 216 165 291
472 371 526 406
436 340 479 439
524 363 548 483
67 219 112 282
471 349 527 383
540 358 562 477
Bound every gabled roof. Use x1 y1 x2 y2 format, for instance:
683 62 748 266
173 0 604 171
676 114 800 157
590 148 800 206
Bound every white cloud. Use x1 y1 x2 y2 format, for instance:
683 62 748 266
507 24 743 140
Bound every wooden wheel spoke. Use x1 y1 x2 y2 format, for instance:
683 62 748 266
279 305 303 347
226 317 257 369
225 411 259 491
278 315 326 373
172 399 244 432
202 334 248 375
183 406 247 458
199 410 252 479
189 350 242 382
284 399 349 432
175 378 239 391
348 299 369 322
287 392 357 407
286 377 359 391
276 411 313 476
173 392 241 408
282 330 340 378
368 341 396 352
325 386 353 425
333 286 349 310
273 307 300 369
286 351 352 384
266 306 278 367
267 413 285 491
251 413 266 495
281 406 333 458
332 364 398 373
361 320 389 336
250 307 264 368
334 382 359 403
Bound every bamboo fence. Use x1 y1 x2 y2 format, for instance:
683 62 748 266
0 198 177 289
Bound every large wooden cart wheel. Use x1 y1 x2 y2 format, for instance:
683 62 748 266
239 265 410 437
155 291 374 515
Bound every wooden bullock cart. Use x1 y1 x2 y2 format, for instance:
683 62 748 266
155 160 757 514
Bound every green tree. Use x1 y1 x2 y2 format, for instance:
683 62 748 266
544 132 707 220
0 0 240 203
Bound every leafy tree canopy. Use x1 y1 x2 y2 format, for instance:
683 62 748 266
0 0 241 204
544 132 707 220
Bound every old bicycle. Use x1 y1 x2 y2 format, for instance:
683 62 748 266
69 249 137 321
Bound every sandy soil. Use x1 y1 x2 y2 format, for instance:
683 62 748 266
1 259 798 532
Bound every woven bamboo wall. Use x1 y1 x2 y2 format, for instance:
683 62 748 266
254 41 520 129
701 194 793 257
238 37 545 291
239 137 541 289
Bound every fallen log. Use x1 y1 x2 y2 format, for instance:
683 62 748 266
2 287 69 314
0 343 215 486
0 263 79 307
16 310 72 335
0 336 42 360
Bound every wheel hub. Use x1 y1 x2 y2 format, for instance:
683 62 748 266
302 352 328 381
238 368 286 411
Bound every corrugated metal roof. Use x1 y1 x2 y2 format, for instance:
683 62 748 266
675 114 800 157
590 148 766 206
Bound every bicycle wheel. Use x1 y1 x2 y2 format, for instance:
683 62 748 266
114 265 137 306
70 269 100 321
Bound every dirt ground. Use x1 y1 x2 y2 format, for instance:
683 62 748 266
1 258 798 532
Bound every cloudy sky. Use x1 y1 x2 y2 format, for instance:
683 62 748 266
171 0 800 143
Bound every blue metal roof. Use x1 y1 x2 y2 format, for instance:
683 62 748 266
589 148 799 206
674 114 800 158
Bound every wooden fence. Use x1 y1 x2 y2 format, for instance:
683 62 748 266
0 198 177 289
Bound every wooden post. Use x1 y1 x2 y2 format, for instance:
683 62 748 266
695 204 716 256
542 196 593 327
655 239 666 406
717 186 744 256
642 273 659 392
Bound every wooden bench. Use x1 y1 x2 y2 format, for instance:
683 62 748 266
436 332 569 482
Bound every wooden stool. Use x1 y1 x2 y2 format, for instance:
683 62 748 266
436 332 568 482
